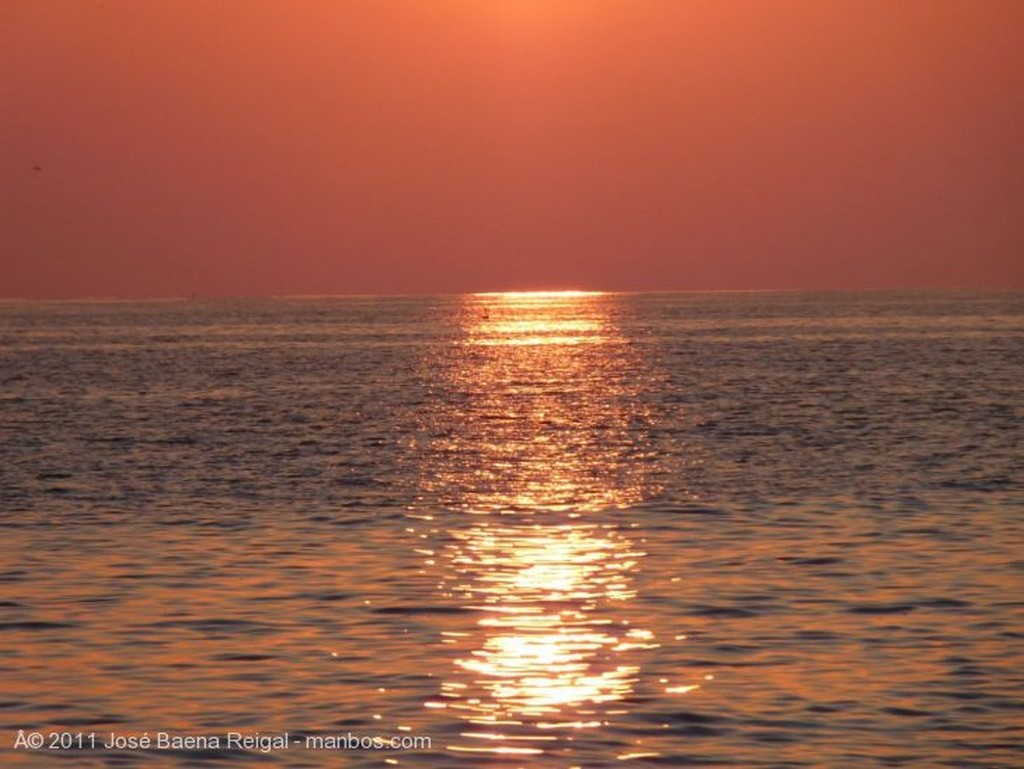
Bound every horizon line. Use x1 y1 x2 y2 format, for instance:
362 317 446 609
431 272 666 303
2 285 1023 304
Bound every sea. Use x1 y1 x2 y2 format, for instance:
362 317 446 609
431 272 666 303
0 290 1022 768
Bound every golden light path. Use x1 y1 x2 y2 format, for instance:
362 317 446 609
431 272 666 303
413 291 690 761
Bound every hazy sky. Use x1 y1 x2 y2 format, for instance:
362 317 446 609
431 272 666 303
3 0 1022 298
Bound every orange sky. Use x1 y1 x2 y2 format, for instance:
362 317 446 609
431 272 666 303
2 0 1022 298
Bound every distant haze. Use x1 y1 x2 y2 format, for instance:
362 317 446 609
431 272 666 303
2 0 1022 299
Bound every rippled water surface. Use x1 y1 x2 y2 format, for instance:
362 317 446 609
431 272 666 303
1 291 1022 767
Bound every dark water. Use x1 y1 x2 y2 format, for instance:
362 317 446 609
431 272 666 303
1 291 1022 767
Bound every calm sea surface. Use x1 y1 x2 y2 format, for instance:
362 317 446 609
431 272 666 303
1 291 1022 767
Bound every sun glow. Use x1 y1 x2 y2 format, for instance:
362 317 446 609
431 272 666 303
474 290 607 299
465 291 610 347
415 290 666 757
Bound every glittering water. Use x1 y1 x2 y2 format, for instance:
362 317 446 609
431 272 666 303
1 291 1022 767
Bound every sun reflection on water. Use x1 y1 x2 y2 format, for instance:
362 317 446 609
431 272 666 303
415 291 665 758
442 521 653 729
466 291 610 347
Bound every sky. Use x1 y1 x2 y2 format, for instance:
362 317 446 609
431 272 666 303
2 0 1022 299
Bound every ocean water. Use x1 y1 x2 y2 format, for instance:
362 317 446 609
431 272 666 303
0 290 1022 767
